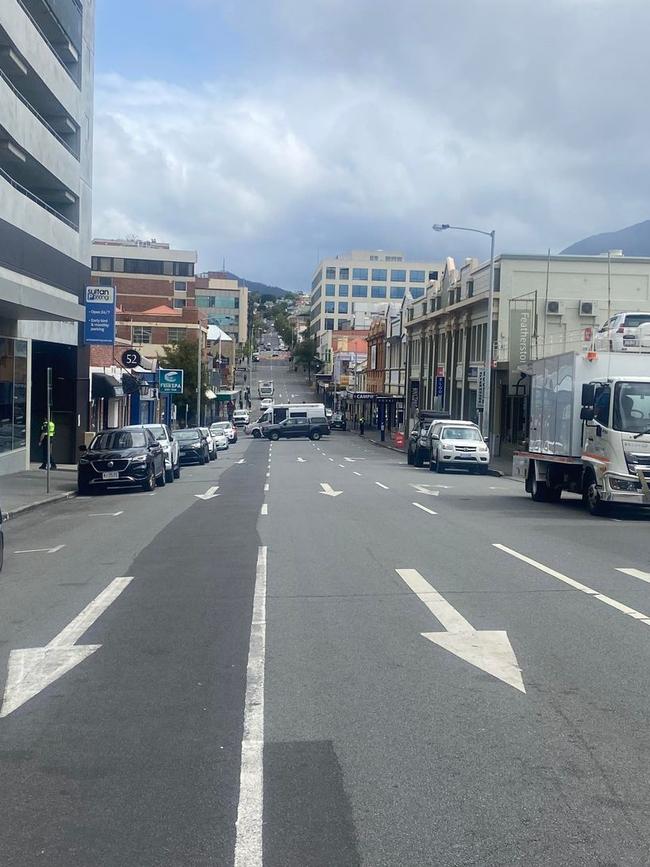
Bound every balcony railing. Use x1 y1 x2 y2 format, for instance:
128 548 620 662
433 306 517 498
16 0 80 85
0 163 78 230
0 67 78 159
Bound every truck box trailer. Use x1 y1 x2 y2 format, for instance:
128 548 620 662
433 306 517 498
514 350 650 515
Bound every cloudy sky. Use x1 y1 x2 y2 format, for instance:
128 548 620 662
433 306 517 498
93 0 650 290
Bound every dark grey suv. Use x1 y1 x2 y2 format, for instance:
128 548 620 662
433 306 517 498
263 417 330 441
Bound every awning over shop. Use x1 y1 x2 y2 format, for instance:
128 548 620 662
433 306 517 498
215 389 239 401
204 389 217 400
92 372 124 399
207 325 234 342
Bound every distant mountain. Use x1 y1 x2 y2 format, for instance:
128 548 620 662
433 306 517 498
212 271 291 299
562 219 650 256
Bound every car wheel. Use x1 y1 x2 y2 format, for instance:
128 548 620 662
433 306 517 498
165 466 174 483
583 471 609 516
253 429 261 439
142 466 155 491
270 431 280 441
311 431 322 441
173 461 181 479
199 453 205 465
156 465 166 487
478 466 489 476
435 452 445 473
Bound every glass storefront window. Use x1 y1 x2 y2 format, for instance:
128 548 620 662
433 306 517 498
0 336 28 454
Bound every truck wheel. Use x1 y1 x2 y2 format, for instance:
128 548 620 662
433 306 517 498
583 472 610 516
253 429 261 439
546 486 562 502
530 475 548 502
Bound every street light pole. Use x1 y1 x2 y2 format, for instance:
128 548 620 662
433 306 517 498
196 326 202 426
432 222 496 444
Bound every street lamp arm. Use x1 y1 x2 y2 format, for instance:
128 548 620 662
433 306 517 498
433 223 494 239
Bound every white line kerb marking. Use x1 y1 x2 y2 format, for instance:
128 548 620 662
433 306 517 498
234 546 266 867
412 502 437 516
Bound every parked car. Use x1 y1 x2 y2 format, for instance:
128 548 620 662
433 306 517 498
211 421 237 443
407 411 450 467
260 398 274 409
232 410 249 428
428 420 490 474
594 311 650 352
212 429 229 450
199 426 218 460
263 417 330 441
331 412 347 431
78 427 166 494
0 508 4 572
176 428 209 465
252 353 260 362
129 423 180 483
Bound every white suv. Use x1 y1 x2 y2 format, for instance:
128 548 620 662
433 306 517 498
428 420 490 474
142 423 180 483
595 312 650 352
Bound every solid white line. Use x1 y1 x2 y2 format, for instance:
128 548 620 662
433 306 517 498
234 546 266 867
375 482 389 490
88 511 124 517
396 568 473 632
617 568 650 584
353 471 362 476
48 544 66 553
48 576 134 648
412 502 437 516
494 544 650 625
260 504 268 515
264 483 269 492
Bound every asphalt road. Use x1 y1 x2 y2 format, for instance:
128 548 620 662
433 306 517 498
3 358 650 865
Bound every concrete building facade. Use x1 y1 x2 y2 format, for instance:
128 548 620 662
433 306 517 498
0 0 95 474
194 272 249 349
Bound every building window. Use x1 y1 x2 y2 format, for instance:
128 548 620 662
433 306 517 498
0 337 27 453
133 326 152 344
372 268 387 281
93 256 112 271
312 286 322 303
113 258 124 272
467 280 474 298
173 298 186 308
411 287 424 299
371 285 387 298
339 267 349 279
195 295 215 308
325 284 336 296
326 267 336 279
391 269 406 282
338 301 348 314
324 318 335 331
338 284 349 296
369 255 379 261
98 277 112 287
494 268 501 291
390 286 405 299
174 262 194 277
338 319 350 330
409 270 425 282
352 285 368 297
386 255 403 262
167 328 184 343
174 281 187 292
428 270 439 280
352 268 368 280
325 301 335 313
312 269 322 290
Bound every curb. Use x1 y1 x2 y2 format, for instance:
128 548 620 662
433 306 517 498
3 490 77 522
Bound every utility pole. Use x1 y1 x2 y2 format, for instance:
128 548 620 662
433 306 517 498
196 327 202 426
46 367 52 494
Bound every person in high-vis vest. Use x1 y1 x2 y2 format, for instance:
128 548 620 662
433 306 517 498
38 418 56 469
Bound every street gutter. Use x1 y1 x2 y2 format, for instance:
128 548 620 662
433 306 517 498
3 490 77 522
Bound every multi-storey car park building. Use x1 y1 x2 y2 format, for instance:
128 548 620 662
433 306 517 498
0 0 95 474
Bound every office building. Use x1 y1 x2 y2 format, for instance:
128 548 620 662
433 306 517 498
194 272 249 348
0 0 95 474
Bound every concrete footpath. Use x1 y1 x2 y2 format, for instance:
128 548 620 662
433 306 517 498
0 465 77 520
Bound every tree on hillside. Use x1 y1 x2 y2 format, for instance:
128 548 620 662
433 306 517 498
293 338 319 382
162 339 210 426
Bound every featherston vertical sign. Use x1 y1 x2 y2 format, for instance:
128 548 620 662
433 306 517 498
509 309 531 382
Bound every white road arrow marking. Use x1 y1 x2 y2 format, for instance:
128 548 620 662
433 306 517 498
297 457 306 462
0 576 134 718
344 457 355 462
617 568 650 584
410 484 440 497
396 568 525 693
14 544 65 555
320 483 343 497
237 459 246 464
195 485 220 500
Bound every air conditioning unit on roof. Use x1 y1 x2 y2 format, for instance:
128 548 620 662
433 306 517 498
546 300 564 316
579 300 598 317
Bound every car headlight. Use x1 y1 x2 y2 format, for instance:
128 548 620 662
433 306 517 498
478 444 488 452
130 454 147 463
79 455 90 464
610 477 640 491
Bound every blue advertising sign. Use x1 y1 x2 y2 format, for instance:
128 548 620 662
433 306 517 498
435 375 445 399
158 369 184 394
84 286 115 345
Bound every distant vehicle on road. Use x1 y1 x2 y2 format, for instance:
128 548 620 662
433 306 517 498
407 411 450 467
176 428 210 465
594 312 650 353
232 410 249 427
246 403 326 438
263 417 330 441
260 398 274 410
259 381 274 399
199 426 218 460
252 352 260 362
211 421 237 443
428 420 489 474
265 342 272 350
331 412 347 430
129 423 180 483
78 427 166 493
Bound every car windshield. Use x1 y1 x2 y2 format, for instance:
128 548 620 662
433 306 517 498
211 423 228 431
176 430 200 441
91 431 146 450
613 382 650 431
441 427 483 441
622 314 650 328
146 425 167 440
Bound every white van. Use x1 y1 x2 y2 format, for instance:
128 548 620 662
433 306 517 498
258 381 274 399
245 403 326 438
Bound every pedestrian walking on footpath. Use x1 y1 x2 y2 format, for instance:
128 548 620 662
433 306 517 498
359 416 365 436
38 417 57 469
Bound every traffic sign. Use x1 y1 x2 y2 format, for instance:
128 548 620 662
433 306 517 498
158 369 184 394
121 349 142 368
477 368 486 409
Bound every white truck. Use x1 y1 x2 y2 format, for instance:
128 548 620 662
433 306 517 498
258 381 274 399
514 350 650 515
245 403 326 438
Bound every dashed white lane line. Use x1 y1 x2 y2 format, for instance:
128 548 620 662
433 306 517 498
494 543 650 625
617 568 650 584
328 458 334 462
261 504 268 515
264 483 269 492
88 511 124 517
338 464 345 468
375 482 389 490
266 472 270 478
233 545 266 867
353 471 362 477
412 502 437 516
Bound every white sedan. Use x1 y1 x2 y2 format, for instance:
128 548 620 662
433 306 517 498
260 398 274 409
211 421 237 444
